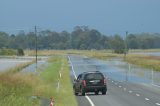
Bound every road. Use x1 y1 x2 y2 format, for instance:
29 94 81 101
68 55 160 106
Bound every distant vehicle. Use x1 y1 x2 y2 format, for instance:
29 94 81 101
73 71 107 96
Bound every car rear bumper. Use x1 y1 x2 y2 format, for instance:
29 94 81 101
83 85 107 92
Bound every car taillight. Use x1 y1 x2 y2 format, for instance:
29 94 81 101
103 79 107 85
82 80 86 86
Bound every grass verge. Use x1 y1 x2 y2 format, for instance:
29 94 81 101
40 55 78 106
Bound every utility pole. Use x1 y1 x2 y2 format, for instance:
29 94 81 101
35 26 37 71
124 31 128 59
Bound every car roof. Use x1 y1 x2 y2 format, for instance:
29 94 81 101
82 71 102 74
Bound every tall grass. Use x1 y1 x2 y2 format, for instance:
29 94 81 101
0 73 40 106
125 54 160 71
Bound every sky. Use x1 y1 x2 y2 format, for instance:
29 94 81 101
0 0 160 35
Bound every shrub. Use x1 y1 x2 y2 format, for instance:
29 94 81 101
0 48 16 55
17 49 24 56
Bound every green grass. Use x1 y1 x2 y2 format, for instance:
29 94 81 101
40 56 78 106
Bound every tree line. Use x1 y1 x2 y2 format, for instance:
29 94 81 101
0 26 160 53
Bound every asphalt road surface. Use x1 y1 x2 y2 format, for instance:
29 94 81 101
68 55 160 106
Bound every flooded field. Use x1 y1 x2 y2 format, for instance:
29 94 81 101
22 60 48 73
0 56 48 72
0 58 31 71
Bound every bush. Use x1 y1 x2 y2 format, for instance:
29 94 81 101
0 48 16 55
17 49 24 56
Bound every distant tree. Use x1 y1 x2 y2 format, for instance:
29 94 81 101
0 32 9 48
0 27 160 50
126 34 139 49
109 35 125 53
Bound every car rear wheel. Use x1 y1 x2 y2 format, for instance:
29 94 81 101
74 89 78 95
75 92 78 95
102 90 106 95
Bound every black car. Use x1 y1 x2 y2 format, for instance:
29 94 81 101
73 71 107 96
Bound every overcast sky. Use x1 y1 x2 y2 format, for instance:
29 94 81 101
0 0 160 35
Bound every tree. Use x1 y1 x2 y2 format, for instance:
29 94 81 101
109 35 125 53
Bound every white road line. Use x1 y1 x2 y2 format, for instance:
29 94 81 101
156 103 160 106
129 91 132 93
119 86 122 88
85 96 95 106
68 56 77 79
112 81 114 83
152 84 160 88
124 88 126 91
145 98 149 101
68 56 95 106
136 94 140 97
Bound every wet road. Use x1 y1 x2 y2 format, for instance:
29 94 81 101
68 55 160 106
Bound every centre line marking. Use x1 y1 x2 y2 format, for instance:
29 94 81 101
68 56 95 106
129 91 132 93
136 94 140 96
156 103 160 106
145 98 149 101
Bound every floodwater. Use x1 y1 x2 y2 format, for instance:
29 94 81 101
0 56 48 72
69 55 160 87
0 58 31 71
21 60 48 73
97 58 160 86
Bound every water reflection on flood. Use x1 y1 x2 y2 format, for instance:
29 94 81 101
97 58 160 86
21 60 48 73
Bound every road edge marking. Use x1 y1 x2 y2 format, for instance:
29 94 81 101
68 56 95 106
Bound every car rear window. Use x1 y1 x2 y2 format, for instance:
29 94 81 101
85 73 103 80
